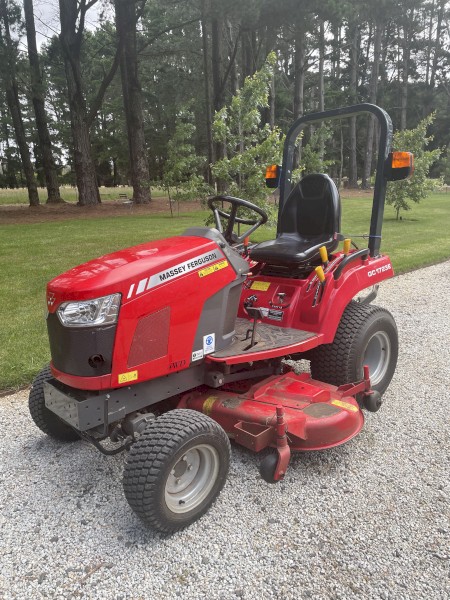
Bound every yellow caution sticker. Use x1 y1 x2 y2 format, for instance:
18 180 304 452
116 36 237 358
203 396 218 416
118 370 138 384
250 281 271 291
198 259 229 278
331 399 359 413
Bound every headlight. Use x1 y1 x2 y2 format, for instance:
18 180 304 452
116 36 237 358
57 293 121 327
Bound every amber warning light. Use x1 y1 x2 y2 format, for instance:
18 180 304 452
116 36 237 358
392 151 414 169
385 151 414 181
265 164 281 188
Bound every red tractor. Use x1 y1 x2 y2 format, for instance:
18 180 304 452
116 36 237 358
29 104 413 533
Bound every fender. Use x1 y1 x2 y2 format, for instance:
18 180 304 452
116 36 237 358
298 253 394 343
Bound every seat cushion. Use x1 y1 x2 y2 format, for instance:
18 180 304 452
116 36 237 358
250 233 337 266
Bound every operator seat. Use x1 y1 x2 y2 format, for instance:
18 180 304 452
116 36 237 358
250 173 341 266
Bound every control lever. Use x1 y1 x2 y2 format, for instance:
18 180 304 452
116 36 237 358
244 305 263 349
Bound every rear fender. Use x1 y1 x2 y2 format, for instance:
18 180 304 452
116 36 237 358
299 254 394 343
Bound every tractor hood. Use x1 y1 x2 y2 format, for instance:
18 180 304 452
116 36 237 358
46 235 226 313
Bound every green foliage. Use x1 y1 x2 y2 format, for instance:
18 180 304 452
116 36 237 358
162 108 212 214
211 52 284 224
292 126 335 183
386 114 441 219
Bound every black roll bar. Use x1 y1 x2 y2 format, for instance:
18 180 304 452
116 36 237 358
278 103 393 257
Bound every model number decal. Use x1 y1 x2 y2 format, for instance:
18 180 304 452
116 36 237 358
368 264 392 277
118 370 138 384
126 249 224 299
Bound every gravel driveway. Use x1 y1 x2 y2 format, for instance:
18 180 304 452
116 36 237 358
1 261 449 600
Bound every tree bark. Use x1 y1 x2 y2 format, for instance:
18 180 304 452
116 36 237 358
362 21 382 189
115 0 151 203
211 17 223 111
293 21 305 166
400 21 410 130
318 19 325 161
348 24 359 188
24 0 62 203
0 0 39 206
59 0 100 205
201 2 214 180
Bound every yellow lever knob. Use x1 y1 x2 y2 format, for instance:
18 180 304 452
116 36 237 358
343 238 351 255
315 265 326 283
319 246 328 264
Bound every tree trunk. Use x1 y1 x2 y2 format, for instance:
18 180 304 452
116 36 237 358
24 0 62 203
318 20 325 161
1 110 18 188
115 0 151 203
293 21 305 166
0 0 39 206
211 17 223 111
201 2 214 181
425 0 435 86
400 22 410 130
362 21 382 189
348 24 359 188
59 0 100 206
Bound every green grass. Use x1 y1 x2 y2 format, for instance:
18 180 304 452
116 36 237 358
0 186 167 205
0 193 449 392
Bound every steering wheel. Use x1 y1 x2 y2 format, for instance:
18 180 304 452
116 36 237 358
207 195 268 244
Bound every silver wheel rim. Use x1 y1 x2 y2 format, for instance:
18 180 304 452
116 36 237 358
363 331 391 386
165 444 220 514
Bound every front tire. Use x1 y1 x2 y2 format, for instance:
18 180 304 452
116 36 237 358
123 409 230 533
310 301 398 397
28 365 80 442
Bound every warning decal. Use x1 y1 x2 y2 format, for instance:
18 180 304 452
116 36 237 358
198 259 229 278
118 370 138 384
203 396 218 416
331 399 359 413
250 281 271 291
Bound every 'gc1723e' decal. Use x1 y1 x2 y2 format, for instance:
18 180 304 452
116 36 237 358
127 249 224 299
368 264 392 277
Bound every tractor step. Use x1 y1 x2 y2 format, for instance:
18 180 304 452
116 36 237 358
179 371 364 452
207 318 320 364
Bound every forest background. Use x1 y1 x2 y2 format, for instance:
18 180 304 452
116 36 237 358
0 0 449 209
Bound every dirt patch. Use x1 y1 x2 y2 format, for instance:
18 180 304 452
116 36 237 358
0 188 373 226
0 197 202 225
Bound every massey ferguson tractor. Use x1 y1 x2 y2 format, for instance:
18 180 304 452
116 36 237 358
29 104 413 533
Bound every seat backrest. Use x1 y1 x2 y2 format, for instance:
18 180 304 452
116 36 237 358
278 174 341 238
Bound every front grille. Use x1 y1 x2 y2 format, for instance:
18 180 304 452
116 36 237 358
128 306 171 367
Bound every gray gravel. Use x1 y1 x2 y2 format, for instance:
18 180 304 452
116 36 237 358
1 261 449 600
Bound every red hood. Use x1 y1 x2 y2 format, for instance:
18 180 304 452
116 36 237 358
47 235 222 312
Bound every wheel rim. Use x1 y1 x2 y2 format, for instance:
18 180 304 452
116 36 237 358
165 444 220 514
363 331 391 386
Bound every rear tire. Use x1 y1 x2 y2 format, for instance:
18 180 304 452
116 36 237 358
123 409 230 533
310 301 398 397
28 365 80 442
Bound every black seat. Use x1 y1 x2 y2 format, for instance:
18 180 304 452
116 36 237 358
250 174 341 266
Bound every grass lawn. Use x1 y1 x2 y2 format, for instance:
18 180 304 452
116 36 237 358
0 192 449 392
0 186 167 205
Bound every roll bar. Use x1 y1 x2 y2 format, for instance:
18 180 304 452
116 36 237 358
278 103 393 257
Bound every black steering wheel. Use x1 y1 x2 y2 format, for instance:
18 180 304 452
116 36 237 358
207 195 268 244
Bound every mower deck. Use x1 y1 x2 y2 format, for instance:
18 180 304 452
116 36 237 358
208 318 320 363
180 371 364 452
